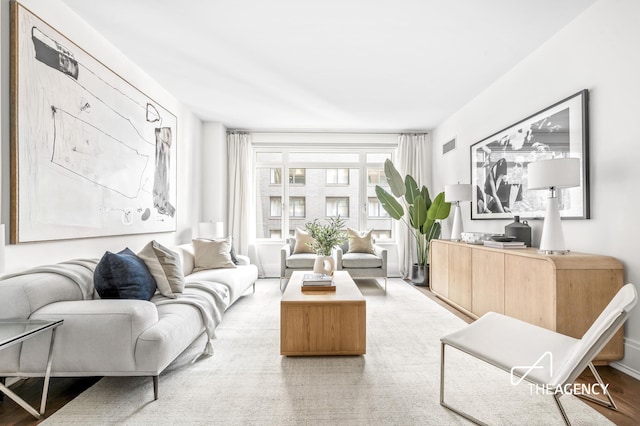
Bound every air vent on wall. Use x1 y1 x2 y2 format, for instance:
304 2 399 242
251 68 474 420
443 138 456 154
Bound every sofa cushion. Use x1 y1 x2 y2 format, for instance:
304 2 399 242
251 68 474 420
94 248 157 300
138 240 185 298
347 228 375 254
192 238 236 272
293 228 315 254
342 253 382 268
286 253 317 269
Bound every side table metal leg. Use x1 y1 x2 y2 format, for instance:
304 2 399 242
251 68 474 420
39 327 58 417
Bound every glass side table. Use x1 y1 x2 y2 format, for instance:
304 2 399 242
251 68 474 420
0 319 63 419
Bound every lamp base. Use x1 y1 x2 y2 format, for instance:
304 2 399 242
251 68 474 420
539 195 568 254
450 203 463 241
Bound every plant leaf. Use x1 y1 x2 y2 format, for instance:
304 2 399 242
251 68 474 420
375 185 404 220
405 175 420 204
421 186 432 211
410 195 427 231
384 159 405 197
427 192 452 220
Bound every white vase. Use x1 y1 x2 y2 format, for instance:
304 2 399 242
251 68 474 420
313 255 335 276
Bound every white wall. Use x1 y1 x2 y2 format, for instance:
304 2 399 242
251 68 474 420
432 0 640 377
201 122 227 232
0 0 203 271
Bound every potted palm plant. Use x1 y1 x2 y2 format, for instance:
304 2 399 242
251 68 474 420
375 159 451 286
304 216 347 275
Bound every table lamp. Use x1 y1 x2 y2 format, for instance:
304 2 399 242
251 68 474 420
527 158 580 254
445 184 472 241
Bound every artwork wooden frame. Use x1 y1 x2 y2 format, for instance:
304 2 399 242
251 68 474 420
10 2 178 243
470 90 589 220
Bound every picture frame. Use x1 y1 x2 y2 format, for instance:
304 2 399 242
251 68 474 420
10 2 178 243
470 89 589 220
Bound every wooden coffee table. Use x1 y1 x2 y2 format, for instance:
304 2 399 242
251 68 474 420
281 271 366 356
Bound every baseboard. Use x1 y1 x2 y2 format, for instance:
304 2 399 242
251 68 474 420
610 337 640 380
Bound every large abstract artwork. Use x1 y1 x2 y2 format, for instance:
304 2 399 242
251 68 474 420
470 90 589 220
10 3 177 243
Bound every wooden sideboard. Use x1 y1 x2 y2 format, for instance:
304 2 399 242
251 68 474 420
429 239 624 362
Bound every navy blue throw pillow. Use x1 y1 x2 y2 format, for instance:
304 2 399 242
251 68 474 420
94 248 157 300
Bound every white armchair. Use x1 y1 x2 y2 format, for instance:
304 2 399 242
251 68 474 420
439 283 637 425
335 241 387 293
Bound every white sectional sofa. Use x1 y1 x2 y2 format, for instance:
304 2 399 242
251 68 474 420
0 242 258 399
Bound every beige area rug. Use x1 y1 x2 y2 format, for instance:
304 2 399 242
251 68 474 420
43 279 612 425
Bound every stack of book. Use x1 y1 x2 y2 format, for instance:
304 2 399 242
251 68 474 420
301 273 335 291
483 240 527 249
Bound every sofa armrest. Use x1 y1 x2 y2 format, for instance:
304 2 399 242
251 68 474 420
22 300 159 374
334 246 344 270
280 244 291 277
236 254 250 265
373 244 388 274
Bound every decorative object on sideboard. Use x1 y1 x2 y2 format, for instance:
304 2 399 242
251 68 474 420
527 157 580 254
504 216 531 247
445 184 472 241
199 221 224 239
375 159 451 286
470 89 589 220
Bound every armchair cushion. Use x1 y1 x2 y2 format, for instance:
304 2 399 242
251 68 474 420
342 253 383 268
347 228 375 254
286 253 317 269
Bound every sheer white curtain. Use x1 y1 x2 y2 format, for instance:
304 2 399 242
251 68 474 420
396 133 431 278
227 132 264 275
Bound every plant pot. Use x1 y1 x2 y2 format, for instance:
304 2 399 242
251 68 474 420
313 255 335 276
411 263 429 287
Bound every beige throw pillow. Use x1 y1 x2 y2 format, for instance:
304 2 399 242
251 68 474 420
347 228 375 254
138 240 185 298
293 228 315 254
192 238 237 272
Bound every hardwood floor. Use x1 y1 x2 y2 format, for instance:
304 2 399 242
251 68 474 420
1 283 638 425
414 283 640 426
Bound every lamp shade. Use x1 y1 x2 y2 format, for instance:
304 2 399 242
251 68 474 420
445 184 472 202
528 158 580 190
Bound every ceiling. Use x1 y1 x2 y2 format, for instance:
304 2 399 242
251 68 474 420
61 0 597 132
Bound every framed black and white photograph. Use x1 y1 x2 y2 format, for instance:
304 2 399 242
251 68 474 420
10 3 178 243
470 89 589 220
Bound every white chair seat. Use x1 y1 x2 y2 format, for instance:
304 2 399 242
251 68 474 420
442 312 578 385
342 253 383 268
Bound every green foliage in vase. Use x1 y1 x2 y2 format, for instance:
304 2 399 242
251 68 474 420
375 159 451 266
304 216 348 256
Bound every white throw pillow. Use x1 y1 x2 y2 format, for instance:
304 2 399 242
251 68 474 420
293 228 315 254
347 228 375 254
192 238 237 272
137 240 185 298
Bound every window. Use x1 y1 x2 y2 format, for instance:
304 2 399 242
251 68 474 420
270 169 282 184
270 197 282 217
289 168 305 184
255 148 394 241
326 197 349 217
367 197 389 218
368 167 386 185
326 168 349 184
289 197 305 217
371 230 392 240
